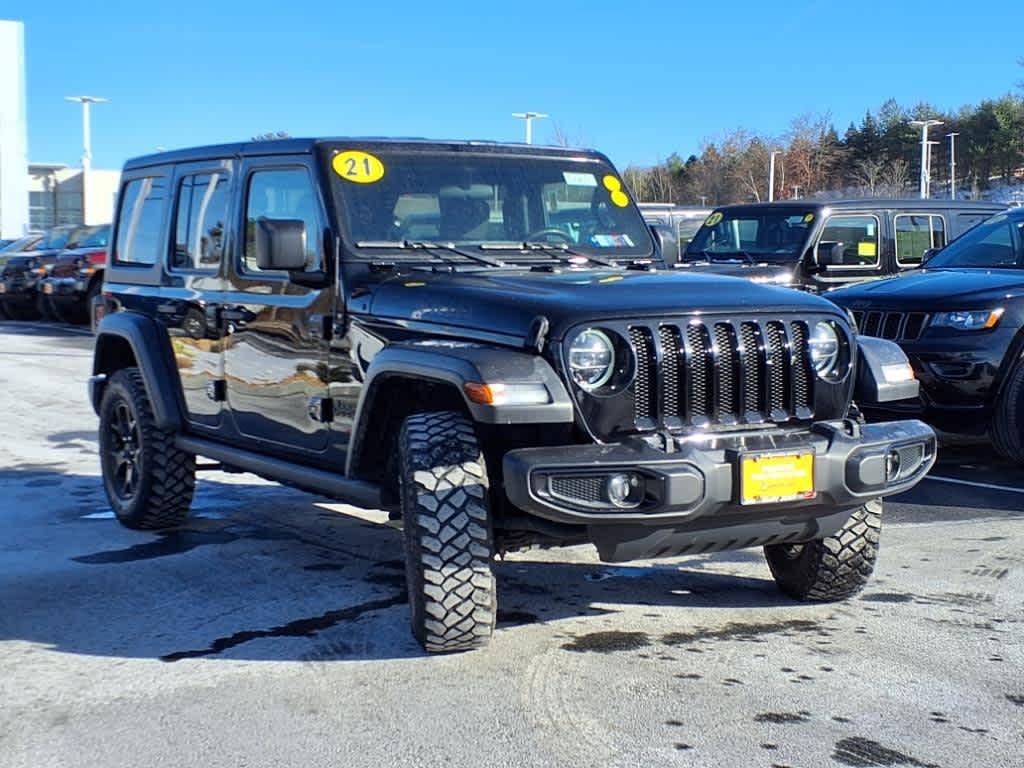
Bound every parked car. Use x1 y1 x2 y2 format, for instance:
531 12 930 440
0 225 93 320
41 224 110 324
829 207 1024 460
638 203 711 265
90 137 933 653
679 200 1005 292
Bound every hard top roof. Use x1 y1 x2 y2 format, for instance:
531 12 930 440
123 137 609 171
711 199 1006 212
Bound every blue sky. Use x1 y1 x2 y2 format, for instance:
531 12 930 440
6 1 1021 171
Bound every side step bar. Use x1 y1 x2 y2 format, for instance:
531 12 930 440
175 435 381 510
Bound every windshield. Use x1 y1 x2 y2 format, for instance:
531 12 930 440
78 225 111 249
41 226 76 250
927 212 1024 269
0 236 41 254
328 147 654 261
685 210 815 262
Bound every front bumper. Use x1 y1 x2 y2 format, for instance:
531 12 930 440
41 276 88 302
503 419 936 527
0 275 39 304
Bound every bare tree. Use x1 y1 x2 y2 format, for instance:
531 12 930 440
251 131 291 141
851 157 885 196
880 159 911 196
622 166 651 202
547 122 587 149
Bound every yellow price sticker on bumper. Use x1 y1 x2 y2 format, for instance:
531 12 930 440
332 150 385 184
740 452 815 505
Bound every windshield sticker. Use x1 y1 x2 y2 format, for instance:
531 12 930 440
332 150 385 184
590 234 635 248
599 174 630 207
563 171 598 187
857 242 877 258
803 213 814 223
705 212 723 227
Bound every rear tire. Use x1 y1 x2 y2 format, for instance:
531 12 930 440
398 411 496 653
0 301 9 320
35 292 56 322
991 357 1024 462
98 368 196 530
764 499 882 601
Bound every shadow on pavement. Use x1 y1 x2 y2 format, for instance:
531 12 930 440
1 468 819 665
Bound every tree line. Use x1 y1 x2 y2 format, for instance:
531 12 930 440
622 93 1024 205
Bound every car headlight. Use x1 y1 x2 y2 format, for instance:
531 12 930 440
931 309 1003 331
568 328 614 390
809 321 841 379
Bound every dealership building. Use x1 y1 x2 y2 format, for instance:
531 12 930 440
0 19 119 239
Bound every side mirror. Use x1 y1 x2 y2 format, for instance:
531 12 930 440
255 217 307 271
816 241 844 268
648 224 664 253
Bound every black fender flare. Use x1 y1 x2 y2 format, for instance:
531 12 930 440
854 336 920 404
346 343 574 476
91 311 184 431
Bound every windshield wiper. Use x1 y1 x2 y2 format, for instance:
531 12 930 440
479 241 618 268
353 240 506 268
692 249 758 265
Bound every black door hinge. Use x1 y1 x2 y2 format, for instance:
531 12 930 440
206 380 227 402
308 396 334 423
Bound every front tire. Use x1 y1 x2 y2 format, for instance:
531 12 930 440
99 368 196 529
398 411 496 653
764 499 882 601
991 357 1024 462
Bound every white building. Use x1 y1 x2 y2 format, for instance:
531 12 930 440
27 164 120 230
0 20 30 239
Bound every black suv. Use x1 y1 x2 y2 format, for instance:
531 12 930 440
90 138 935 652
0 224 93 320
830 207 1024 460
681 200 1004 292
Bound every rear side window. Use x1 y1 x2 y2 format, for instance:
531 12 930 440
819 214 879 267
114 177 168 265
243 168 321 273
172 172 230 271
895 214 946 266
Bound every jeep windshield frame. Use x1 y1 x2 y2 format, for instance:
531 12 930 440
684 209 817 264
323 144 656 265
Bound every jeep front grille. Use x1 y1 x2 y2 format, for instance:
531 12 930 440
627 319 815 429
852 310 928 342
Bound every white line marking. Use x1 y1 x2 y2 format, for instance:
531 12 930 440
925 475 1024 495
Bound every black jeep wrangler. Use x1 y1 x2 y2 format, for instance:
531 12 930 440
90 138 936 652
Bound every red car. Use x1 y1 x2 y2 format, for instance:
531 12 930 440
40 224 110 324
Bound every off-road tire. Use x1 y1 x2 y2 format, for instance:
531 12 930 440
398 411 496 653
0 301 9 320
764 499 882 601
99 368 195 530
991 357 1024 462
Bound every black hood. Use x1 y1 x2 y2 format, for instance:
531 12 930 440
366 267 842 341
829 268 1024 310
675 260 798 286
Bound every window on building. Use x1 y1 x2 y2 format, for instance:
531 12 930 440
819 214 880 267
895 214 946 266
172 173 229 270
114 177 167 265
243 168 320 273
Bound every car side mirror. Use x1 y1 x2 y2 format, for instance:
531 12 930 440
648 223 664 252
816 241 844 268
255 217 307 271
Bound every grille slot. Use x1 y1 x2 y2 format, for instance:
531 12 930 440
619 317 819 431
550 476 604 504
853 310 929 341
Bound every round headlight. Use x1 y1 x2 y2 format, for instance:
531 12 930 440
568 329 614 390
809 321 841 379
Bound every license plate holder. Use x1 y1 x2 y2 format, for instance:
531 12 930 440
740 451 816 505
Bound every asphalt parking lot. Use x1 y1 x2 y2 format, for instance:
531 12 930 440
0 322 1021 768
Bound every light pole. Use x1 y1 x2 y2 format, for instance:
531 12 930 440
909 119 943 199
947 132 959 199
768 151 782 202
65 95 108 170
791 185 800 200
512 112 548 145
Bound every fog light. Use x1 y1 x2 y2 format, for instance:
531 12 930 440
605 472 644 508
885 450 902 481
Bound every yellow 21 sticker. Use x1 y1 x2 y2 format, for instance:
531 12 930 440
332 150 385 184
705 212 723 227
